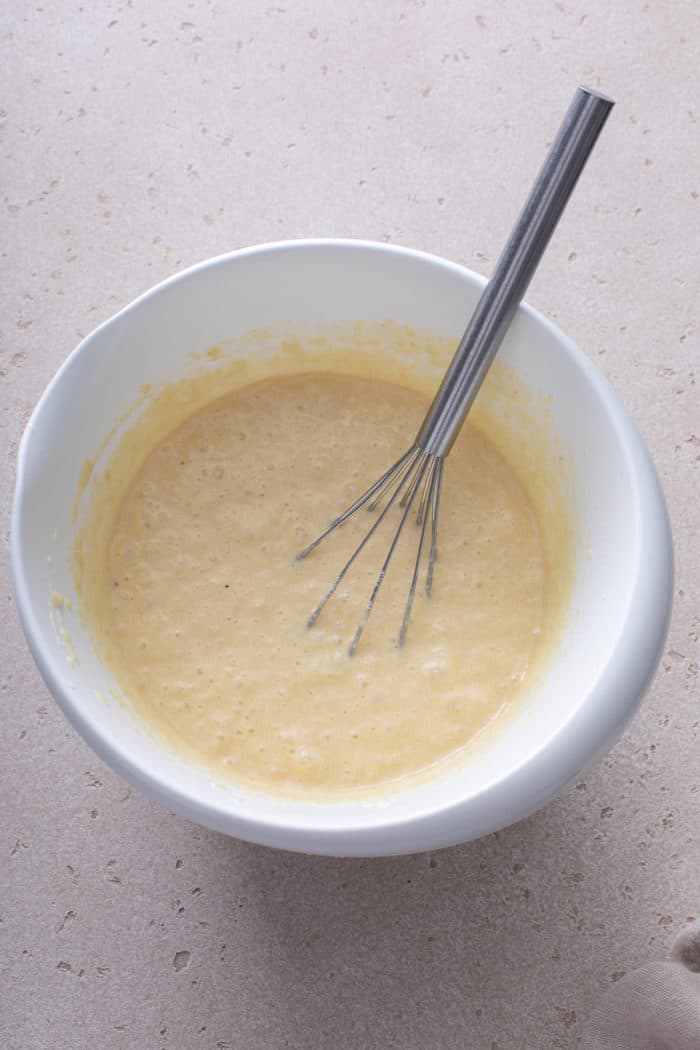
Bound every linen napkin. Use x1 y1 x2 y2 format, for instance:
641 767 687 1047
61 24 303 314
582 920 700 1049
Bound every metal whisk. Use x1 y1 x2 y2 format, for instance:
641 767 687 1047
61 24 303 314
298 87 614 653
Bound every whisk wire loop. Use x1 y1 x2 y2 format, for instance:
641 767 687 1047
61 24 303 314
302 444 426 632
299 444 445 652
348 451 433 656
398 456 440 647
297 445 417 562
426 458 443 597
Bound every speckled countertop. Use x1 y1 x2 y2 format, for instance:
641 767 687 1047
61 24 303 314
2 3 698 1048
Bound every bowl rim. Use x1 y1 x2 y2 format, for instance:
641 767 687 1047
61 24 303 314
10 238 674 855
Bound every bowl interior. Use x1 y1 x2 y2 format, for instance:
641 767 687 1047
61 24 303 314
12 241 672 854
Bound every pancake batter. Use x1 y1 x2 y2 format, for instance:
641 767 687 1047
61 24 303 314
93 370 546 798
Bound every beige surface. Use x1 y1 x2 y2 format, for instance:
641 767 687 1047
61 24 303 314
1 2 697 1047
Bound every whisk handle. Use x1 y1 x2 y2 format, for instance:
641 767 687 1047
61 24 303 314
416 86 614 458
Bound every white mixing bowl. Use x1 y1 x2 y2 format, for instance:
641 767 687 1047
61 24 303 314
11 240 673 856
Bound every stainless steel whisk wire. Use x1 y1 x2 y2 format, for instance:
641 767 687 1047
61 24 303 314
298 87 614 653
